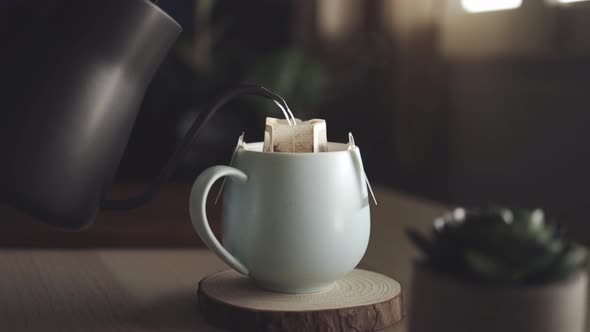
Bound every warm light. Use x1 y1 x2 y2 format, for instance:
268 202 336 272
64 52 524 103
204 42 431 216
546 0 590 5
461 0 523 13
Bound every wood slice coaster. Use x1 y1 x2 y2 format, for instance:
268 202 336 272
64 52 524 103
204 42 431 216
198 269 404 332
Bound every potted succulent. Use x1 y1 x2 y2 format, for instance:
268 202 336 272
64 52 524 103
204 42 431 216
407 207 589 332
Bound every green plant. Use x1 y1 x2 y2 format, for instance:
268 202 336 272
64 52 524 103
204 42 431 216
407 207 589 284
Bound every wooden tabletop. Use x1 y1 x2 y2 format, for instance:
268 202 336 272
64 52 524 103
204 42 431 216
0 187 446 332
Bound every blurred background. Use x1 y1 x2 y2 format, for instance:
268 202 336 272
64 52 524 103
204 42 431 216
2 0 590 245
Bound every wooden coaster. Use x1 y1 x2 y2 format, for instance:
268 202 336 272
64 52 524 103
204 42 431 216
198 269 404 332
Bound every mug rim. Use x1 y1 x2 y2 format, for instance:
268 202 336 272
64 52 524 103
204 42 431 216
240 142 357 155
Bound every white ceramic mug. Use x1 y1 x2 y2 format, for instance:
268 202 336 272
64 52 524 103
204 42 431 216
189 141 371 293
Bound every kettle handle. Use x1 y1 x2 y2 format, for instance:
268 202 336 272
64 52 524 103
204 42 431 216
189 165 249 275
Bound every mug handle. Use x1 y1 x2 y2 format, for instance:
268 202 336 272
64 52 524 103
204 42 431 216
189 165 249 275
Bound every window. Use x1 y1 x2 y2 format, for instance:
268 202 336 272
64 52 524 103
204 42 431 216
553 0 590 3
461 0 523 13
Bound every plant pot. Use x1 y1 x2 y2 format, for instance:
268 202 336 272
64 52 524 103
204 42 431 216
409 263 588 332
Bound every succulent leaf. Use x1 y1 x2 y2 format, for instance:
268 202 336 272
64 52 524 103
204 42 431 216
408 207 589 285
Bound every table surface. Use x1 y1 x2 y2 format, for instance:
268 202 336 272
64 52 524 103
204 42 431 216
1 188 447 332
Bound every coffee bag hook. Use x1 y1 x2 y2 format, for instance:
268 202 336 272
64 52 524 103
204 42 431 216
214 132 245 205
348 132 378 206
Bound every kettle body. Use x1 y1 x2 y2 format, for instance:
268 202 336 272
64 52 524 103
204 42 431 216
0 0 181 228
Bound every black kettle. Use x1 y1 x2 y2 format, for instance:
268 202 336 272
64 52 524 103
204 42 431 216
0 0 182 228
